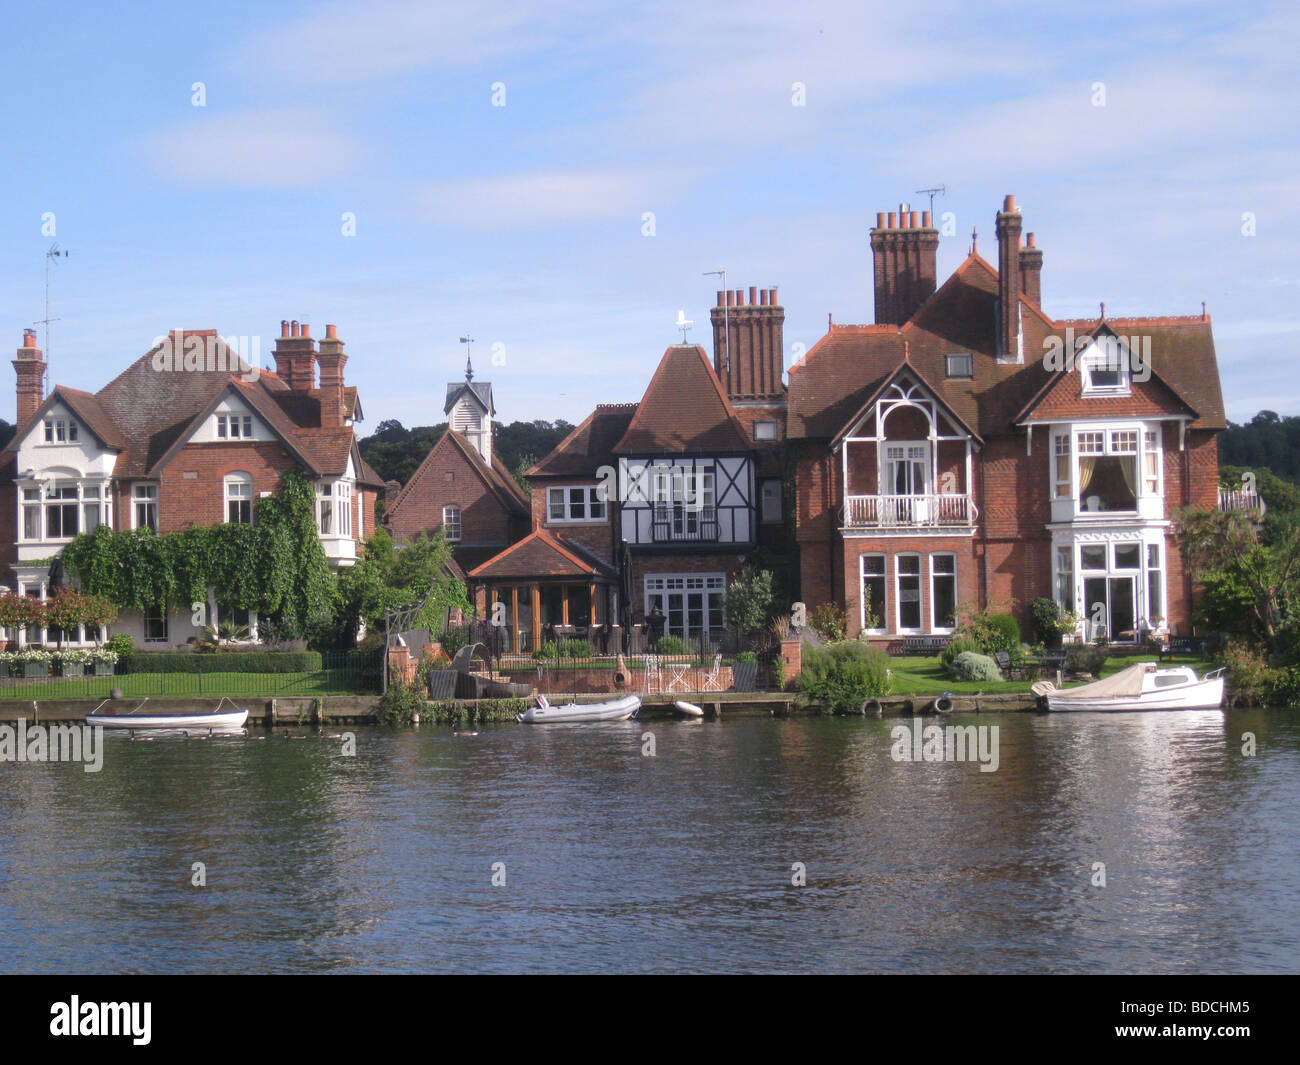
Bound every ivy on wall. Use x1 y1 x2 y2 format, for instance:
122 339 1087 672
60 469 336 631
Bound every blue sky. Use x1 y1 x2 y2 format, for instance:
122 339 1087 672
1 0 1296 430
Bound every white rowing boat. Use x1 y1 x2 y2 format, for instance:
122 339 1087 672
1031 661 1225 712
86 697 249 731
517 694 641 723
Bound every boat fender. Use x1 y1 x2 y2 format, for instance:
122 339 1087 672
933 695 954 715
860 698 884 717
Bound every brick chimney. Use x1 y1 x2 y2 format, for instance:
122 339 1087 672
1019 232 1043 306
273 319 316 392
316 323 347 428
710 287 785 401
13 329 44 425
870 204 939 325
996 194 1023 361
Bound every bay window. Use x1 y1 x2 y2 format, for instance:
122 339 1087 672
1076 428 1138 512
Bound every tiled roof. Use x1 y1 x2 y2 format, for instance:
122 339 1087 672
788 254 1225 440
613 345 751 454
444 380 494 416
468 527 617 581
527 404 637 478
386 429 529 521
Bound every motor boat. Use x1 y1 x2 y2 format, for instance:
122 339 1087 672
517 694 641 723
1031 661 1226 712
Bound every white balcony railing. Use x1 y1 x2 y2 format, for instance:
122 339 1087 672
1218 488 1266 517
842 493 977 528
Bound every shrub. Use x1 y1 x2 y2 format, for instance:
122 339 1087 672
1064 644 1107 676
1029 597 1064 647
556 638 592 659
983 613 1021 653
1217 639 1283 706
735 651 757 663
119 651 323 674
440 627 470 657
657 635 687 655
940 636 985 668
808 602 847 642
105 633 135 657
376 683 427 725
949 651 1003 682
797 640 891 712
532 641 559 661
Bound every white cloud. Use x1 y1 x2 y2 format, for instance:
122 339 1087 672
145 109 359 187
412 169 691 228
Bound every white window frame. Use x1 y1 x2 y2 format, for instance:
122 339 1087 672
895 553 923 634
929 553 957 633
547 485 607 523
1081 344 1132 396
18 478 111 543
216 413 254 440
860 553 887 633
133 483 158 532
753 420 778 441
225 473 253 524
643 573 727 639
442 503 462 542
143 603 169 644
41 417 79 444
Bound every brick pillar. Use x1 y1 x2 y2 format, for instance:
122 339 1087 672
316 324 347 428
13 329 44 425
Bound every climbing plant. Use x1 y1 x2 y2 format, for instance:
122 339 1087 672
60 469 336 633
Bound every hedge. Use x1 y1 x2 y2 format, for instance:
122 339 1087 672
121 651 324 674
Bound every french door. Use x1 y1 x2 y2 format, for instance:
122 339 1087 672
885 443 930 524
1083 576 1135 642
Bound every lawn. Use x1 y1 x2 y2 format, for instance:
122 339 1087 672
884 653 1216 696
0 670 375 700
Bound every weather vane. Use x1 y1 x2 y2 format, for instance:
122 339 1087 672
674 310 693 344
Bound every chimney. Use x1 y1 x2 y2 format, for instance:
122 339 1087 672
316 323 348 428
870 202 940 325
710 287 785 402
996 194 1023 361
13 329 44 425
273 317 316 391
1019 231 1044 306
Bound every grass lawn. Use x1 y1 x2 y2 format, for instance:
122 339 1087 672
0 670 375 700
885 653 1216 696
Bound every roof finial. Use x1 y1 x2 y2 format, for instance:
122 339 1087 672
904 340 910 361
1201 301 1207 320
1099 301 1105 320
970 226 978 255
459 335 474 380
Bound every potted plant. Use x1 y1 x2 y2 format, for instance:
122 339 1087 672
19 649 53 678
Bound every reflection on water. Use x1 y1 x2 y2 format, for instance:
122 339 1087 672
0 711 1297 974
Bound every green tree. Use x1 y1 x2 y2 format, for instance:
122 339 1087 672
725 566 778 639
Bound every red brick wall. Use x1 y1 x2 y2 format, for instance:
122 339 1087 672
157 441 298 532
388 435 518 551
531 478 616 566
841 536 979 637
629 552 750 623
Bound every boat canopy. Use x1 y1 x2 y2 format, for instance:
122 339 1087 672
1055 661 1152 700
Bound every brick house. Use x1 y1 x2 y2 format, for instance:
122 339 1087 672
468 325 786 652
0 321 384 647
788 195 1227 644
383 362 530 572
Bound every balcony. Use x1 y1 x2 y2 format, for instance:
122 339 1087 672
842 493 977 529
652 504 719 543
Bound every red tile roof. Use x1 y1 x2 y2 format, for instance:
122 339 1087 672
468 527 617 581
527 404 637 478
613 345 751 454
386 429 529 521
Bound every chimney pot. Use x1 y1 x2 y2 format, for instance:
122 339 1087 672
922 210 932 228
22 329 36 347
749 286 757 305
1027 232 1036 247
291 320 299 337
326 323 338 339
876 212 886 228
280 320 289 337
1003 194 1017 213
760 289 768 306
770 287 778 305
301 323 310 338
725 290 734 307
716 291 724 307
887 211 897 228
909 211 920 229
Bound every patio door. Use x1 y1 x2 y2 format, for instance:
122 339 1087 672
885 443 930 524
1083 576 1136 642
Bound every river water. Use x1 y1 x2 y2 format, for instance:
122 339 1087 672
1 710 1296 974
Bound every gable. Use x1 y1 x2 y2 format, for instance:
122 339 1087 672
386 429 528 526
613 345 750 455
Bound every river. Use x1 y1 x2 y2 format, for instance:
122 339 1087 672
1 710 1296 973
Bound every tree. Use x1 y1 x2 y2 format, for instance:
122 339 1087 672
725 566 779 641
1175 506 1300 659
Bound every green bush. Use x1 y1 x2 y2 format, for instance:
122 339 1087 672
797 640 891 712
940 636 985 668
532 641 559 661
808 602 847 642
983 614 1021 653
120 651 323 674
735 651 757 663
439 627 470 657
949 651 1003 682
556 638 592 658
657 635 687 655
1029 598 1064 647
105 633 135 657
1064 644 1107 675
376 683 427 725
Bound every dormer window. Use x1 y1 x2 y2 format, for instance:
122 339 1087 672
1082 342 1131 395
945 353 973 378
753 420 778 441
42 418 78 444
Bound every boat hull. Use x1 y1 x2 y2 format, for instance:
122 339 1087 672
1043 677 1224 713
87 710 250 730
518 696 640 723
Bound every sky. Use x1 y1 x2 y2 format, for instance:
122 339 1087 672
1 0 1296 431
